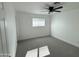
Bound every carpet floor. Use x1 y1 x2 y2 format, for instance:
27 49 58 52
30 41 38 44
16 36 79 57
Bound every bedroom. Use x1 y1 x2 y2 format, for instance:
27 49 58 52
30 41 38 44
0 2 79 57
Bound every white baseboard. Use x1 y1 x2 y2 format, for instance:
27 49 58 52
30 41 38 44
18 35 51 42
51 35 79 48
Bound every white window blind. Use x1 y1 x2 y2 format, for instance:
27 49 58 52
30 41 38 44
32 18 45 27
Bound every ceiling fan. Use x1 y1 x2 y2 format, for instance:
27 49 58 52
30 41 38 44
41 2 63 14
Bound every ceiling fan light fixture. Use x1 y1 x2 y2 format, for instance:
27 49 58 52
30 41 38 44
41 2 63 14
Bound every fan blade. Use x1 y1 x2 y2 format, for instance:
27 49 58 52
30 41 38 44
40 9 49 12
40 8 49 12
43 8 49 10
40 10 48 12
54 2 60 4
55 6 63 9
54 11 61 12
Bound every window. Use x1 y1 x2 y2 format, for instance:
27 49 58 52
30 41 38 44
32 18 45 27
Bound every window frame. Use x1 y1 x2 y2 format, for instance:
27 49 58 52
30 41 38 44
32 17 46 27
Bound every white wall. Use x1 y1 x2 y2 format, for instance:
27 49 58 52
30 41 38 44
0 20 8 57
16 11 51 40
0 3 4 56
51 9 79 48
4 3 17 57
0 3 8 57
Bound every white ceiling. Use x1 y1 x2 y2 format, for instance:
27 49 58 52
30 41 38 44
12 2 79 15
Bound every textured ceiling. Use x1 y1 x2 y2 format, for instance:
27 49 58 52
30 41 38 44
12 2 79 15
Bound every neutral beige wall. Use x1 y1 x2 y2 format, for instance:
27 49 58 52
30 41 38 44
51 9 79 48
16 11 51 40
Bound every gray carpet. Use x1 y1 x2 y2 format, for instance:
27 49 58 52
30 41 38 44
16 36 79 57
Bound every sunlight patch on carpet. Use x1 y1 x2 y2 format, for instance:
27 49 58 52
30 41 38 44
39 46 50 57
26 48 38 57
26 45 50 57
